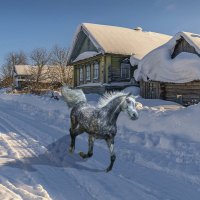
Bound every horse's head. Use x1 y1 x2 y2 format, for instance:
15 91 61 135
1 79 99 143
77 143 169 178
122 93 139 120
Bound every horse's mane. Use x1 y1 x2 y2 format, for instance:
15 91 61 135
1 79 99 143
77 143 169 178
97 91 127 108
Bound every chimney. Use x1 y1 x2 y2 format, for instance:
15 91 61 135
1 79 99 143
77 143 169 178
134 27 143 31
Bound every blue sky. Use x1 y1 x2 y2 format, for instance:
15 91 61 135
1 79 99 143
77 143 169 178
0 0 200 65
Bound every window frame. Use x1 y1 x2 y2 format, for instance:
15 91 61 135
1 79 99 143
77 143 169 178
93 62 99 79
121 63 130 79
79 67 83 82
86 64 91 81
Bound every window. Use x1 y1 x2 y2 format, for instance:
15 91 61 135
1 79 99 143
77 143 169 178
86 65 91 81
121 63 130 79
79 67 83 81
93 62 99 79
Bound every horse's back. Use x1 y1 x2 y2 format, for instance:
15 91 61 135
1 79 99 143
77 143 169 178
71 103 96 124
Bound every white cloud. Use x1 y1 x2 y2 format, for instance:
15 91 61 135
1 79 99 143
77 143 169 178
154 0 176 11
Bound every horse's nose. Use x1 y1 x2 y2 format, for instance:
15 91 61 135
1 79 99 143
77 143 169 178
131 113 138 120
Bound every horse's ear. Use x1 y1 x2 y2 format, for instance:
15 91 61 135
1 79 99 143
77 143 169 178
126 92 138 99
134 95 139 99
126 92 132 97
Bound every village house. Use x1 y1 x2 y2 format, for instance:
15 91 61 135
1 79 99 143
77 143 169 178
67 23 171 94
135 31 200 106
13 65 33 89
13 65 72 90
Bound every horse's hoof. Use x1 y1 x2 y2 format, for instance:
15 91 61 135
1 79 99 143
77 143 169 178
79 152 87 159
105 167 112 173
68 147 74 154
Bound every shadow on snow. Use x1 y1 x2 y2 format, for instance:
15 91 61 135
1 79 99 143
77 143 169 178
2 135 104 173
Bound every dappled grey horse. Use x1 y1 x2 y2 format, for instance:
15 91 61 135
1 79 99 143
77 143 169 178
62 87 139 172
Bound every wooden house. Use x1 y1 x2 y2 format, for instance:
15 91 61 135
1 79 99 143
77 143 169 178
13 65 71 89
13 65 33 89
135 32 200 106
67 23 171 94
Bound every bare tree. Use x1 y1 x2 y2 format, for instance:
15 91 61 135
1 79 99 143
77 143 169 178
30 48 51 89
50 45 72 86
0 51 27 87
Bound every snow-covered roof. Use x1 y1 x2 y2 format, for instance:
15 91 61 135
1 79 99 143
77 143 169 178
14 65 33 75
134 31 200 83
68 23 171 63
130 55 140 66
175 32 200 54
14 65 56 76
14 65 72 83
73 51 99 62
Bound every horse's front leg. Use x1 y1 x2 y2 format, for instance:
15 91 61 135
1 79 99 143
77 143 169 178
106 138 116 172
69 128 76 153
79 135 95 159
69 127 84 153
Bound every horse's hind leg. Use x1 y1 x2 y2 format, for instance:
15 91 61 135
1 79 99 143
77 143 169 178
79 135 95 159
105 138 116 172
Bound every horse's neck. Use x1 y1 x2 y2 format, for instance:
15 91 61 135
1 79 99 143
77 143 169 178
102 96 124 124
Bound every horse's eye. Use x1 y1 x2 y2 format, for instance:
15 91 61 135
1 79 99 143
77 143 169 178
126 98 131 104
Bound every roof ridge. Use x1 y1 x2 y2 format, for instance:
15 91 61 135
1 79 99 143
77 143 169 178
68 23 171 63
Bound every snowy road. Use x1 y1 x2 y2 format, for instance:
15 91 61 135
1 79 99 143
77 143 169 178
0 92 200 200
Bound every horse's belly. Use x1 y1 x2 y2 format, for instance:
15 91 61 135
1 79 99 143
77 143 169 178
76 109 117 138
88 123 117 139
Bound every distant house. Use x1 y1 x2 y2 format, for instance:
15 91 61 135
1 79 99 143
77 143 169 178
67 23 171 94
13 65 33 89
13 65 71 89
135 31 200 106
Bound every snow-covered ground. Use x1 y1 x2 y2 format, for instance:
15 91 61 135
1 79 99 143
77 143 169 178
0 87 200 200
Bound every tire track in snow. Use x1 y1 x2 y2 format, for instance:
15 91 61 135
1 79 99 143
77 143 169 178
0 134 20 159
0 109 65 146
0 101 95 200
0 180 52 200
0 183 22 200
0 108 54 199
0 116 40 159
0 111 50 156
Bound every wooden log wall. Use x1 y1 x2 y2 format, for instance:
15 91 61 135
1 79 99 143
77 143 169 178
164 81 200 105
141 80 200 105
140 80 161 99
110 55 129 82
78 85 105 94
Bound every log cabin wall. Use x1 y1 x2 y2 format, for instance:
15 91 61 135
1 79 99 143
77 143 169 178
164 81 200 105
110 55 130 82
140 80 161 99
171 37 200 58
141 80 200 105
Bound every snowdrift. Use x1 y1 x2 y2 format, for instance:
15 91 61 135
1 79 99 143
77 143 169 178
135 32 200 83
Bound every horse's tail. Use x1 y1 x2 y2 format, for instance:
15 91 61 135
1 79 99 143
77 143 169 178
61 86 87 108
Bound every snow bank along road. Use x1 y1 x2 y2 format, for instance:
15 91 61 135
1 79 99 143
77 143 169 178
0 90 200 200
